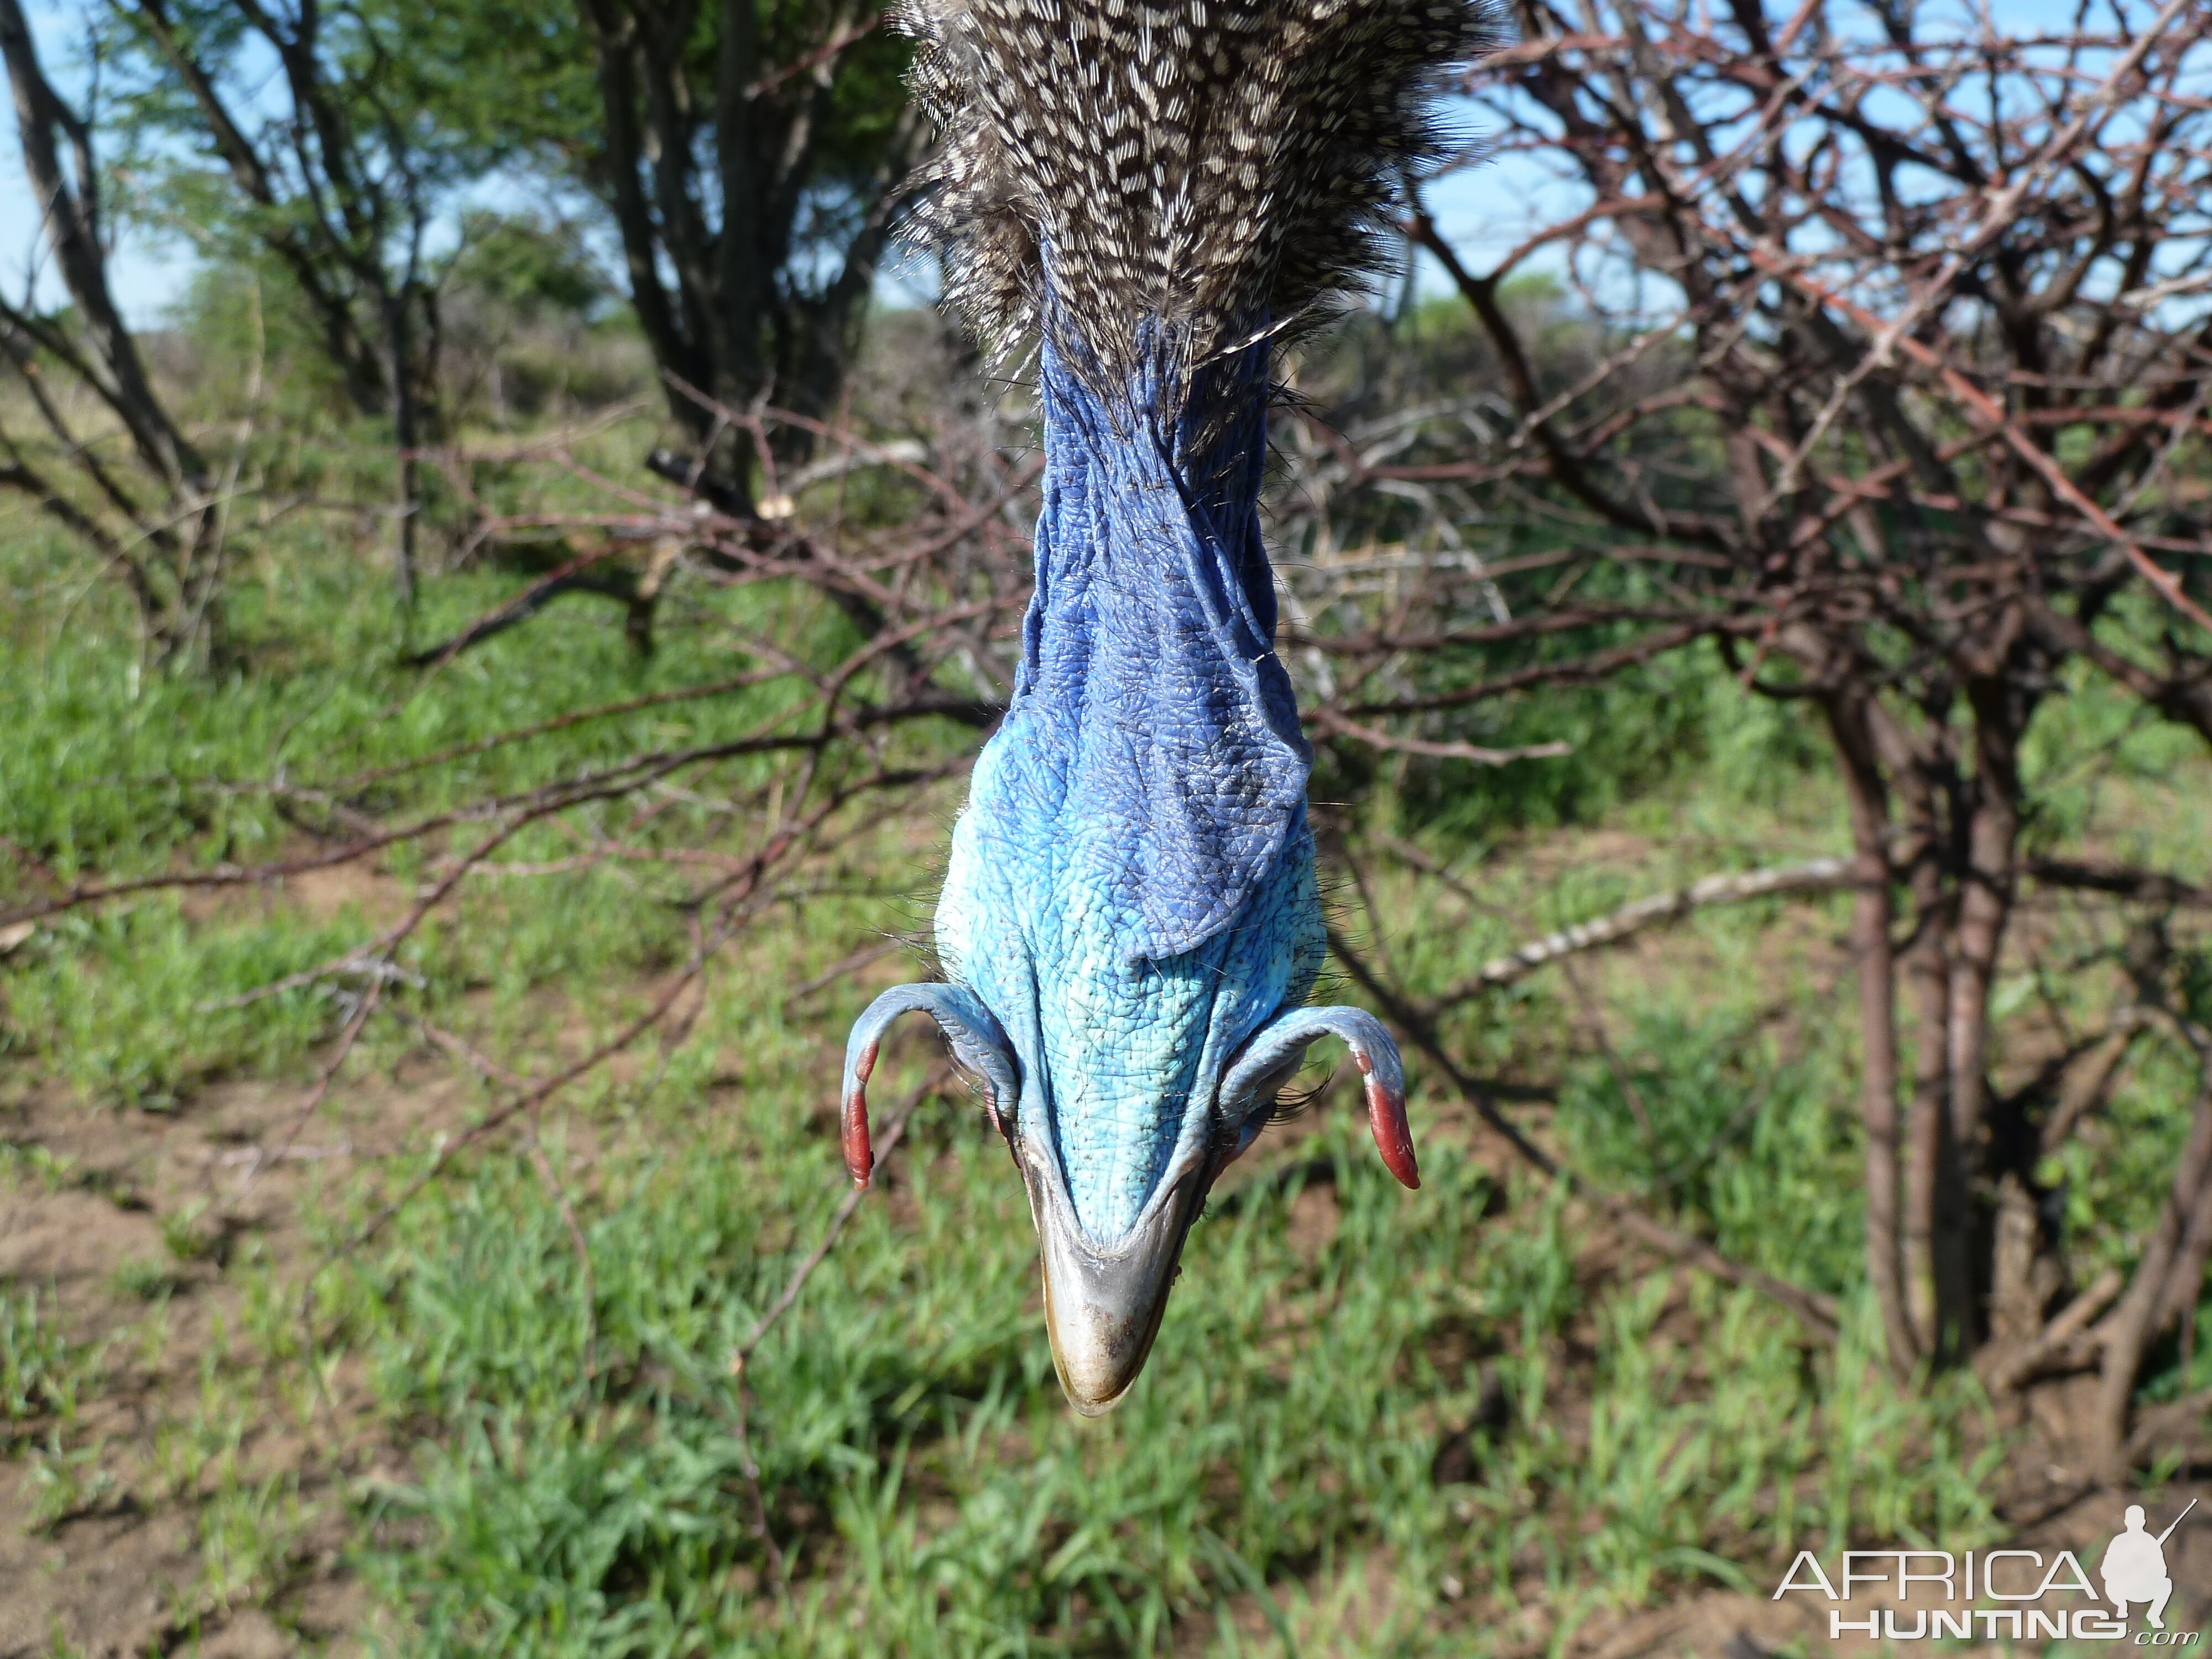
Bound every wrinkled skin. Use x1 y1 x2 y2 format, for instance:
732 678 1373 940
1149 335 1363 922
842 332 1415 1413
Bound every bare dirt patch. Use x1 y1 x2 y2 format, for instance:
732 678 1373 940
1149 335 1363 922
0 1063 459 1658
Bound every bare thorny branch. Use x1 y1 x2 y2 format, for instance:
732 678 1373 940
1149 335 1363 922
1253 0 2212 1469
0 398 1029 1374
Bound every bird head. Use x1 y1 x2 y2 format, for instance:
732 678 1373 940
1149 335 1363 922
840 0 1496 1412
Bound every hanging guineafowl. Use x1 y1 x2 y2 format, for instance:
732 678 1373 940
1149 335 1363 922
843 0 1499 1413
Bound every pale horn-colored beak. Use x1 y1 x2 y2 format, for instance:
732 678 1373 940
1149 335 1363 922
844 979 1199 1414
1016 1135 1208 1417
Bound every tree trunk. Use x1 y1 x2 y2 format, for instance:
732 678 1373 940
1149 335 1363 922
1936 682 2027 1357
1872 702 1953 1359
386 288 420 611
1824 683 1919 1373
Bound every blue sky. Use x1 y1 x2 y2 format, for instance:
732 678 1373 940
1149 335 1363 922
2 0 2161 330
0 0 1573 329
0 134 1554 331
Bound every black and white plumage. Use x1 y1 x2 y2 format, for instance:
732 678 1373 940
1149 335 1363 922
899 0 1498 398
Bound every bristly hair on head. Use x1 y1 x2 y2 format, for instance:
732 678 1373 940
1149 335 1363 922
896 0 1508 406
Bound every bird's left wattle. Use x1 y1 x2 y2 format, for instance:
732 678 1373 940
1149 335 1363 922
841 0 1495 1415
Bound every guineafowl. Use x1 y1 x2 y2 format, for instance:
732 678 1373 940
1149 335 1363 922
844 0 1497 1413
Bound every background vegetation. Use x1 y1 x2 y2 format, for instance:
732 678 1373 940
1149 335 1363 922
2 0 2210 1653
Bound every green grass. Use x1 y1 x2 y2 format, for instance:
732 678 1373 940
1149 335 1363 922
1 1284 86 1425
314 1097 2004 1658
1552 1010 1865 1293
4 466 2210 1656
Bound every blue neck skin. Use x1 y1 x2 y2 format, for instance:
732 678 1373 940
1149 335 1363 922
932 332 1328 1243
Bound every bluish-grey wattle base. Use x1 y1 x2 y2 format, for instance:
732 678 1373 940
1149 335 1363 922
934 333 1328 1243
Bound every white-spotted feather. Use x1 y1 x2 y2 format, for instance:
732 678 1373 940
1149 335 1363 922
898 0 1504 401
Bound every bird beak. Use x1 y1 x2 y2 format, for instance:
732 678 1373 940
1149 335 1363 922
1016 1135 1208 1416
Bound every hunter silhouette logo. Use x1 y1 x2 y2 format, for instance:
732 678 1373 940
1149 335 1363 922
2104 1501 2194 1632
